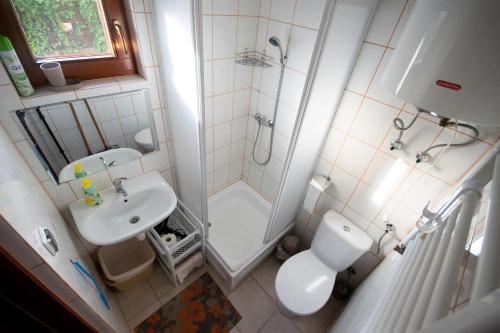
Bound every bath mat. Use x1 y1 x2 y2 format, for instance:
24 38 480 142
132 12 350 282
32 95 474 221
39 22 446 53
135 273 241 333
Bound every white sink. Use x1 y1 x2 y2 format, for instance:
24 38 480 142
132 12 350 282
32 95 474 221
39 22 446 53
69 171 177 245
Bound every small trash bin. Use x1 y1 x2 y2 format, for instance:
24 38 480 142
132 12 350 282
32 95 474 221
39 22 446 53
98 238 156 291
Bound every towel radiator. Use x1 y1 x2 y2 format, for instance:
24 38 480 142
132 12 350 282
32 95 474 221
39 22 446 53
363 145 500 333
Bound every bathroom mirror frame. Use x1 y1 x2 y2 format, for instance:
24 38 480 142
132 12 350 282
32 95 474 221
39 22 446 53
12 88 160 185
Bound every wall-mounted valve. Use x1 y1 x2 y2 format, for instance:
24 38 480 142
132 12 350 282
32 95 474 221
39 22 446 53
415 151 429 163
389 139 403 151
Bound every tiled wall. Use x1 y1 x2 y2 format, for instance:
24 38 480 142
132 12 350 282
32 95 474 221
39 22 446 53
294 0 499 255
242 0 324 202
202 0 259 194
0 0 173 331
202 0 326 202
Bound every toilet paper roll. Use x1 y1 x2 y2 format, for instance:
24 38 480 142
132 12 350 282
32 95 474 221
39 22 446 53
303 178 325 214
161 233 177 247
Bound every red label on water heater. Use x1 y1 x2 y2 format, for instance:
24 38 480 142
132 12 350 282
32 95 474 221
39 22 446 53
436 80 461 91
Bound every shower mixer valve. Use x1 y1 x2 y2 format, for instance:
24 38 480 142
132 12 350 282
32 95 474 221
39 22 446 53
254 113 274 127
389 139 403 151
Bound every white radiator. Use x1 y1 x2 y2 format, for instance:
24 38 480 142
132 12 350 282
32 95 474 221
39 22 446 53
332 146 500 333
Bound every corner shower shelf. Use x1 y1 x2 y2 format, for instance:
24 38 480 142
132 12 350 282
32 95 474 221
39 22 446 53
235 50 272 67
147 201 203 286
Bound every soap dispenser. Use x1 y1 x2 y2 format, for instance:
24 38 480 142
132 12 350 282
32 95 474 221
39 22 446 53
74 163 87 178
81 179 103 207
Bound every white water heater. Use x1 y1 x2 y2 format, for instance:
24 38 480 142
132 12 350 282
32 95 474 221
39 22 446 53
380 0 500 126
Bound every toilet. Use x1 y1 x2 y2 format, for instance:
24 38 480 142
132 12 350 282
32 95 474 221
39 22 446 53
134 128 154 152
275 210 372 317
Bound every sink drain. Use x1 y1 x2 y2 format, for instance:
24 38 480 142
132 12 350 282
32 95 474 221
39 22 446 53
130 216 140 224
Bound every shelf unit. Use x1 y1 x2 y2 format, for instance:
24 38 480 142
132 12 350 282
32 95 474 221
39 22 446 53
147 200 204 286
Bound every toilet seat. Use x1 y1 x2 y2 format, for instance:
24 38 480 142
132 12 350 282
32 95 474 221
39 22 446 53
275 250 336 316
134 128 153 149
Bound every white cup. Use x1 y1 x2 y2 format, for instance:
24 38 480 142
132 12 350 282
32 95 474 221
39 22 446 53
40 62 66 87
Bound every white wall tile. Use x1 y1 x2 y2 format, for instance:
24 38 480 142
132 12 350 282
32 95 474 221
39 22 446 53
335 136 376 178
231 116 248 142
113 95 135 118
342 206 372 230
230 139 245 162
350 98 398 147
259 0 271 17
286 26 318 73
41 180 78 210
213 16 237 58
213 59 235 94
280 69 306 108
0 85 23 111
213 122 232 149
213 0 237 15
214 145 230 170
293 0 326 30
204 61 213 96
229 159 243 181
214 165 230 189
332 91 363 132
213 93 234 124
261 175 278 200
233 89 251 117
239 0 259 16
346 43 385 95
270 0 296 24
237 17 258 52
203 15 213 60
326 166 358 203
365 0 406 46
320 128 346 163
275 103 297 138
234 64 253 90
347 182 386 220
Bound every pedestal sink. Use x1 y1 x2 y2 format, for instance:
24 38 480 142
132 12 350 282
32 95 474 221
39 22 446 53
69 171 177 245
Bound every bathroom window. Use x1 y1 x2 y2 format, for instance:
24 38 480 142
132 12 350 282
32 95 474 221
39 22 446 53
0 0 137 86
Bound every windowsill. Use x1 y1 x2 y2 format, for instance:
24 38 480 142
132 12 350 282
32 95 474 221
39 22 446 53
20 75 148 108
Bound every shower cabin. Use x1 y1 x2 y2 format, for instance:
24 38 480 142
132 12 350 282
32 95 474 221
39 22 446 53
153 0 378 288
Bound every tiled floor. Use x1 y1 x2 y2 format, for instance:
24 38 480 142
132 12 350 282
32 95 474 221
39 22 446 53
114 256 345 333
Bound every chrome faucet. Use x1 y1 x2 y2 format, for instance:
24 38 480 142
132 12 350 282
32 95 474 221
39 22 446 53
113 177 128 197
99 156 116 168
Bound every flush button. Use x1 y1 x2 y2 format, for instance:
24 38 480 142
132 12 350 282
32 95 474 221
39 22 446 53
343 226 350 232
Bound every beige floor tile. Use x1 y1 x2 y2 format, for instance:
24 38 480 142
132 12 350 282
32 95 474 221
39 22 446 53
207 264 232 295
127 300 161 330
259 310 301 333
291 304 340 333
251 256 281 303
229 276 277 333
114 280 157 320
148 261 175 298
158 265 208 305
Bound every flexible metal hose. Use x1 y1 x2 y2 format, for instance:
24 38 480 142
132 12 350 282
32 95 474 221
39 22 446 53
252 60 286 165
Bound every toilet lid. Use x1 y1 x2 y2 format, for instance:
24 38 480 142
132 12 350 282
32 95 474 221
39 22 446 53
275 250 336 316
135 128 152 145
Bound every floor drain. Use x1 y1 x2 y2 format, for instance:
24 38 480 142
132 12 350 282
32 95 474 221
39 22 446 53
130 216 140 224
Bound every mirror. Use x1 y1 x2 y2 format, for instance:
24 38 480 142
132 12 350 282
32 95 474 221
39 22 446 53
13 89 159 184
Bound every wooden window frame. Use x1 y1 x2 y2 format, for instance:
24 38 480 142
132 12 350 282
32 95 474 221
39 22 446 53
0 0 137 87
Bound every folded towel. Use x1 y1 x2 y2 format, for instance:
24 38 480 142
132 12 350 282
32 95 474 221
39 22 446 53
176 251 204 284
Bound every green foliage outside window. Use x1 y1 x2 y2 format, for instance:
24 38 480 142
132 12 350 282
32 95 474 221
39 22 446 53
12 0 111 59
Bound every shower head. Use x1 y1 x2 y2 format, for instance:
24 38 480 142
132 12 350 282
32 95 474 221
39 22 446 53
268 36 286 64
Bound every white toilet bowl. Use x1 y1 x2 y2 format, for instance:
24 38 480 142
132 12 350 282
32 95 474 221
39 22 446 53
275 210 372 317
134 128 154 152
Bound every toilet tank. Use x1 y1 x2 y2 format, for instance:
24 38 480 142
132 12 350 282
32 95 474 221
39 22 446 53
311 210 373 271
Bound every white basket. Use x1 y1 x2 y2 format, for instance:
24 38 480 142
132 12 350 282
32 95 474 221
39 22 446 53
147 204 203 285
